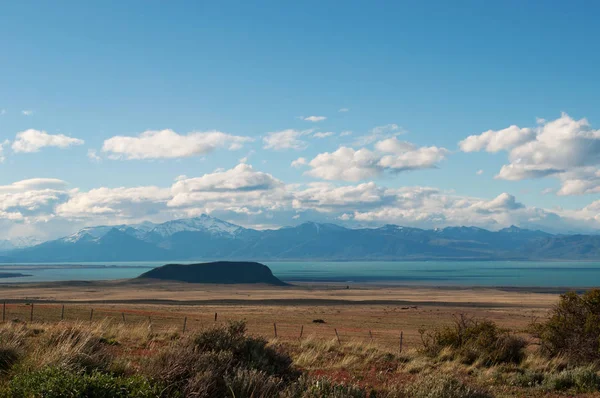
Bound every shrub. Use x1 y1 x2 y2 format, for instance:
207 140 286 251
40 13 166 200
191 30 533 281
225 368 284 398
144 321 299 397
403 374 492 398
531 289 600 364
508 370 544 387
31 324 115 372
282 376 368 398
419 315 526 366
2 367 160 398
542 366 600 392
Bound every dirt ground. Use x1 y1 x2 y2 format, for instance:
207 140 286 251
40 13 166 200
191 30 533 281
0 280 560 350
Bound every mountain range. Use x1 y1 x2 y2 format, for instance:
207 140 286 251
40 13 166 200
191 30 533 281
1 214 600 262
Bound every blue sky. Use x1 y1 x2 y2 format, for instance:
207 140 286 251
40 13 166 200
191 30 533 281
1 1 600 241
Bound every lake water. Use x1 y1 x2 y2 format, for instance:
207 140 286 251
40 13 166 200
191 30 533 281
0 261 599 288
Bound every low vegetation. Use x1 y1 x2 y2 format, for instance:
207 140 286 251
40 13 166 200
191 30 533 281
0 290 598 396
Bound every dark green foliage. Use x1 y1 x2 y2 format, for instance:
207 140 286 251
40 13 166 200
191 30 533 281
2 367 160 398
0 346 21 374
420 315 526 365
531 289 600 364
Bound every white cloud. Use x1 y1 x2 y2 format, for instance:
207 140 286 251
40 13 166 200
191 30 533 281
340 131 352 137
459 125 535 153
304 137 448 181
12 129 84 153
476 169 484 175
168 164 289 215
21 110 33 116
102 129 252 160
263 129 311 150
313 131 335 139
354 124 402 146
0 140 9 163
4 169 600 240
460 114 600 195
0 178 70 222
291 157 307 168
338 108 349 113
292 182 393 213
87 149 102 163
301 116 326 122
57 186 170 219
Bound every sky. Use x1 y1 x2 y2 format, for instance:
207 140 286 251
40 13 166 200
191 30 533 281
1 0 600 241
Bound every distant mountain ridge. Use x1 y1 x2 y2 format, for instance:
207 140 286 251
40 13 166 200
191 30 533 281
2 215 599 262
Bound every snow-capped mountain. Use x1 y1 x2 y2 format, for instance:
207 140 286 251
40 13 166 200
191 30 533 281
0 237 42 252
60 215 243 245
147 215 244 238
4 216 600 262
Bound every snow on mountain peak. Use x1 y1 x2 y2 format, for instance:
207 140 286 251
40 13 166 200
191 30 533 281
148 215 243 237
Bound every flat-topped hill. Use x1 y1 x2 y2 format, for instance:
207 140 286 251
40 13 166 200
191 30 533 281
137 261 287 286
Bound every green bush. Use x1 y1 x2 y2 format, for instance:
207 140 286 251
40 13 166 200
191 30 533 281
2 367 160 398
531 289 600 364
403 374 491 398
419 315 526 366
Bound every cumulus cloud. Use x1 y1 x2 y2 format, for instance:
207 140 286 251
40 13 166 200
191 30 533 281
460 114 600 195
168 164 289 215
4 167 600 240
301 116 326 122
21 110 33 116
292 182 394 213
0 178 70 222
355 124 402 145
102 129 252 160
291 157 307 168
263 129 311 150
459 125 535 152
476 169 484 175
304 137 448 181
57 186 170 219
12 129 84 153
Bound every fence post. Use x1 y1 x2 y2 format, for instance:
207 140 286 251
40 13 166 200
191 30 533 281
334 328 341 345
273 323 277 338
61 304 65 321
89 309 94 322
30 303 34 322
214 312 218 322
400 331 403 353
299 325 303 339
183 317 187 334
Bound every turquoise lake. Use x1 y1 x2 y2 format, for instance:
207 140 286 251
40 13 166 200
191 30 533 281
0 261 599 287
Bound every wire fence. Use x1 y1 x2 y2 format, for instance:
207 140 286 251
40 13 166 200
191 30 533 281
0 301 411 351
